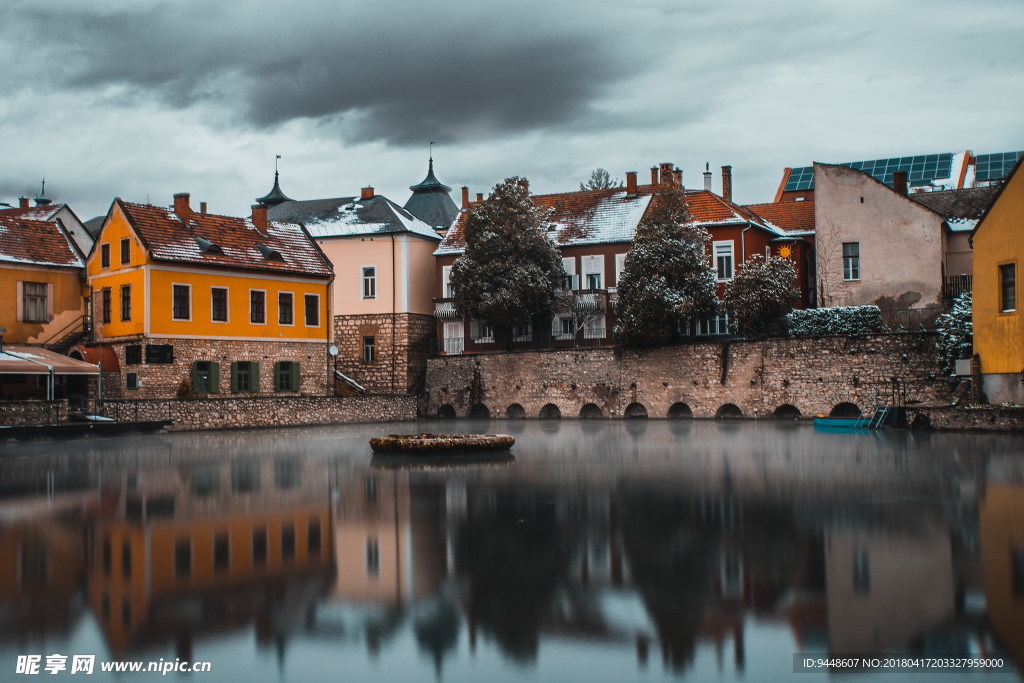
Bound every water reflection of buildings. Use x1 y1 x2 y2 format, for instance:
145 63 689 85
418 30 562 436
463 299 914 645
86 456 334 659
980 473 1024 666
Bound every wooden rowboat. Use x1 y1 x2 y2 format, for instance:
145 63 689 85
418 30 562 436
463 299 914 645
369 433 515 454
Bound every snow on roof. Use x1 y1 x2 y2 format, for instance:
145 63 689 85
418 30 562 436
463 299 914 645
0 215 84 268
435 185 779 256
945 217 978 232
744 200 816 234
269 195 440 241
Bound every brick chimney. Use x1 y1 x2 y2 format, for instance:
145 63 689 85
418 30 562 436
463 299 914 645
461 186 470 209
659 162 674 185
251 204 268 233
703 164 712 191
650 167 659 186
173 192 191 225
721 166 733 203
200 201 208 214
360 186 375 200
625 171 638 197
892 170 908 196
18 197 29 209
476 192 484 204
673 169 683 187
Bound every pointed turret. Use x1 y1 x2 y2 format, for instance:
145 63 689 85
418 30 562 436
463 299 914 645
256 170 293 207
34 178 52 206
404 158 459 231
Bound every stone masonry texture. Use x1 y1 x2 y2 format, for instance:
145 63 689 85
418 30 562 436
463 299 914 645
425 333 951 420
333 313 434 393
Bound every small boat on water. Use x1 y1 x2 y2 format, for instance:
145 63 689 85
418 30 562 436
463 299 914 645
813 415 872 429
369 433 515 454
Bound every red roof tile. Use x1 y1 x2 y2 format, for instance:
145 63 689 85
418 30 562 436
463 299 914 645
0 215 84 268
745 200 816 233
436 184 777 255
117 200 332 278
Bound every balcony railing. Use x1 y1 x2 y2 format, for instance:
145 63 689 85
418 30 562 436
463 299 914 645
943 274 972 300
434 298 459 319
441 337 464 355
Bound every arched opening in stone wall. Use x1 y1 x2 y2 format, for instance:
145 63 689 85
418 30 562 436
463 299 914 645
830 402 861 418
539 403 561 419
436 404 456 419
579 403 603 419
667 402 693 419
773 404 801 419
505 403 526 419
469 403 491 419
716 404 743 419
624 402 648 419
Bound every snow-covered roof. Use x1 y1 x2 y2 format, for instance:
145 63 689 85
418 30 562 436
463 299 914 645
0 215 84 268
116 200 333 278
945 218 978 232
269 194 440 241
436 185 779 256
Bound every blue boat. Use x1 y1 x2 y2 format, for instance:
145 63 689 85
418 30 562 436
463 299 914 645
813 406 890 430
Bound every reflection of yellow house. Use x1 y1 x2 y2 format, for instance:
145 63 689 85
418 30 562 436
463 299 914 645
86 457 333 657
971 156 1024 404
86 195 333 398
979 481 1024 664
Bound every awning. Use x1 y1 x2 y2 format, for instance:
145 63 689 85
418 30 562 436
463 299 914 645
434 301 460 319
0 346 101 375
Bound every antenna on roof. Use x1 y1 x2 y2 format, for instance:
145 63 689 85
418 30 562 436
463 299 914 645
429 141 434 164
705 162 709 172
275 154 281 174
35 177 52 206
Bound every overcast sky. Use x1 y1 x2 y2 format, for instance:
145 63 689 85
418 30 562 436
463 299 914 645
1 0 1021 221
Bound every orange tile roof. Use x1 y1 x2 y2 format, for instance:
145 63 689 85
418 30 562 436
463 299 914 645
117 200 332 278
745 200 816 233
436 184 778 255
0 215 84 268
0 204 62 222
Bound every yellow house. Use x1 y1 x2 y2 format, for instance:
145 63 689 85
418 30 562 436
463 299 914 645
0 214 87 346
971 156 1024 404
87 194 334 398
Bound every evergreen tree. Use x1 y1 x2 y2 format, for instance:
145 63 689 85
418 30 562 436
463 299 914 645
725 254 799 336
614 182 718 346
579 168 622 191
935 292 972 376
450 177 564 332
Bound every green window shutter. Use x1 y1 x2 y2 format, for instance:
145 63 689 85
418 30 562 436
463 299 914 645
251 361 260 393
209 362 220 394
230 362 239 393
290 362 300 392
273 361 283 392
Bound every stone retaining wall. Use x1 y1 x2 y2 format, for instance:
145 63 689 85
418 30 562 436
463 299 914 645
425 333 950 420
101 394 415 431
0 400 68 427
906 405 1024 432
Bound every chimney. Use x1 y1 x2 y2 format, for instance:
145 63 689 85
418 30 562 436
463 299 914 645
673 169 683 187
625 171 638 197
659 162 674 185
18 197 29 209
173 192 191 225
703 164 712 191
651 167 659 186
360 186 375 200
721 166 733 203
476 192 484 204
461 186 470 209
892 170 908 196
200 201 208 214
251 204 268 233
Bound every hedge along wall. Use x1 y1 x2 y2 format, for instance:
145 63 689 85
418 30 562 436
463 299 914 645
424 333 950 420
101 394 416 431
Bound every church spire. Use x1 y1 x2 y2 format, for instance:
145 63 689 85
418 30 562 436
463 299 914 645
256 155 293 207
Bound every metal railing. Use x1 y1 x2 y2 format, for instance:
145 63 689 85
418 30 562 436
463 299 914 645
943 274 972 300
40 315 90 351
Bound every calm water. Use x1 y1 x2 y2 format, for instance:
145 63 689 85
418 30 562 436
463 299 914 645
0 419 1021 682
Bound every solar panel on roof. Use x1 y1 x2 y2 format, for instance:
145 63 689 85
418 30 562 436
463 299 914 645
975 151 1023 181
783 152 958 192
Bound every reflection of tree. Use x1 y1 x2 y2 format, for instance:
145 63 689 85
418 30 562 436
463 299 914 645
455 490 575 662
618 491 712 672
414 599 460 676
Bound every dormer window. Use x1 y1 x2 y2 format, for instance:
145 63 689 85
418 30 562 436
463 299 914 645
256 243 283 261
196 237 223 255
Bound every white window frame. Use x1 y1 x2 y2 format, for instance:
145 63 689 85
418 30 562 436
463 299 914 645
513 321 532 341
303 293 320 328
614 252 626 289
172 283 192 322
443 321 464 355
584 315 605 339
561 257 577 291
362 266 377 299
277 291 294 326
582 255 604 290
552 316 575 340
442 265 454 298
211 286 229 324
249 288 267 325
843 242 860 281
713 241 734 282
19 281 52 323
470 320 494 343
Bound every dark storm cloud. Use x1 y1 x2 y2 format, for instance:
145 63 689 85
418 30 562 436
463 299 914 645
2 1 642 145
